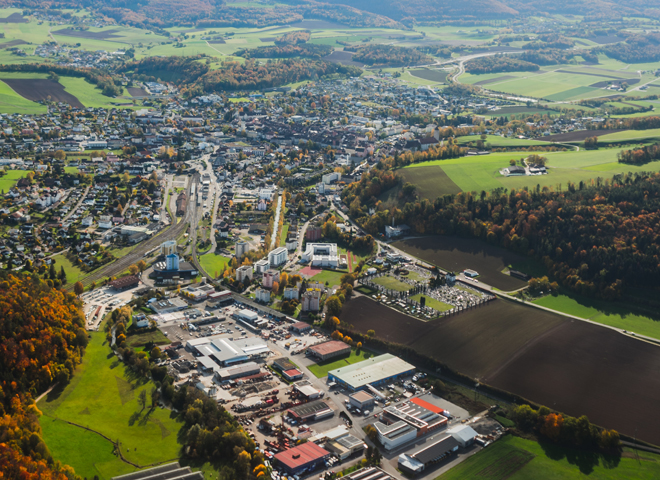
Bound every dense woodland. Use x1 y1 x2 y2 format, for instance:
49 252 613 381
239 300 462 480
187 59 361 94
466 54 540 74
344 169 660 299
345 44 433 67
521 34 575 50
275 30 311 45
118 55 210 84
0 274 87 479
602 34 660 63
234 43 332 60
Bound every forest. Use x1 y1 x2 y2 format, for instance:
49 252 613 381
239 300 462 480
0 273 88 479
521 34 575 50
234 44 332 60
602 34 660 63
344 44 433 67
343 169 660 299
519 48 587 66
118 55 210 84
275 30 311 46
187 59 362 94
465 54 540 74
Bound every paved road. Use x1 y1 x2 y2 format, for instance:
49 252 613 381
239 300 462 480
62 185 91 223
269 194 283 251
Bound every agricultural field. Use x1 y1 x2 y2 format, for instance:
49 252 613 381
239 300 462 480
2 78 84 108
38 328 182 480
460 57 660 102
396 148 660 201
438 435 660 480
455 135 553 147
393 235 529 291
372 275 412 292
341 296 660 446
0 79 47 114
533 292 660 340
596 128 660 144
198 252 231 277
307 348 374 378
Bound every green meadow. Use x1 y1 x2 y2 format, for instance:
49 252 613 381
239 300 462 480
38 327 182 480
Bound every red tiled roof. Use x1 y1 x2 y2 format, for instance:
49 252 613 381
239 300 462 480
274 442 330 470
309 341 351 356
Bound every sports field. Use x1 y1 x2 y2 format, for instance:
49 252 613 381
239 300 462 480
533 293 660 340
372 275 411 292
307 348 374 378
437 435 660 480
38 328 182 480
311 269 348 287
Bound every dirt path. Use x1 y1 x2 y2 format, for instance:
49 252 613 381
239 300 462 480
34 383 57 403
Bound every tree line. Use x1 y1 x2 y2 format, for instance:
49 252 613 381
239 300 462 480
234 44 333 60
465 54 540 74
343 170 660 299
344 44 433 67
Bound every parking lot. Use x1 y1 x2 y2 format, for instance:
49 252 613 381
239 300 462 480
81 284 139 330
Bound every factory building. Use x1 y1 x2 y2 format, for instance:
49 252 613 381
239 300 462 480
327 354 415 391
398 435 459 474
307 341 351 361
274 442 331 476
186 335 269 371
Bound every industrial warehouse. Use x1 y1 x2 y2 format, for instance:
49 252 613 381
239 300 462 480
274 442 332 475
186 335 270 373
327 354 416 391
307 340 352 361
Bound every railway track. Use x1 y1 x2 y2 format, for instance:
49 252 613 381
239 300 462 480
65 173 199 291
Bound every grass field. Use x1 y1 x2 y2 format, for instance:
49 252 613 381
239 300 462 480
198 252 231 277
58 77 130 109
50 253 88 283
372 275 411 292
533 293 660 340
410 293 452 312
437 435 660 480
38 327 182 480
311 269 348 287
398 148 660 200
0 169 28 192
125 328 170 349
307 348 374 378
596 128 660 143
455 135 552 147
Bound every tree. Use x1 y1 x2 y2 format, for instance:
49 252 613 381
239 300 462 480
138 389 147 410
151 346 162 360
58 266 67 284
366 329 376 337
129 264 139 275
74 281 84 296
356 341 362 350
137 260 147 272
326 295 342 317
53 150 66 160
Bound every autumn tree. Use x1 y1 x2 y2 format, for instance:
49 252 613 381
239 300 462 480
326 295 342 317
129 264 139 275
74 281 84 296
137 260 147 272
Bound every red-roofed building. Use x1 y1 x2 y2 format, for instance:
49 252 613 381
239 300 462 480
274 442 331 474
282 368 303 381
410 397 447 416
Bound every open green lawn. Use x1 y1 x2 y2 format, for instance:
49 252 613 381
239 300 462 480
199 252 231 277
125 328 170 349
0 169 29 192
597 128 660 143
280 223 289 246
437 435 660 480
38 327 182 480
533 293 660 340
308 348 374 378
410 293 452 312
372 275 411 292
58 77 130 108
311 269 348 287
50 253 87 283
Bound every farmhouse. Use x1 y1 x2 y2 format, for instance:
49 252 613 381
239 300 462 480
327 354 415 391
502 165 526 176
